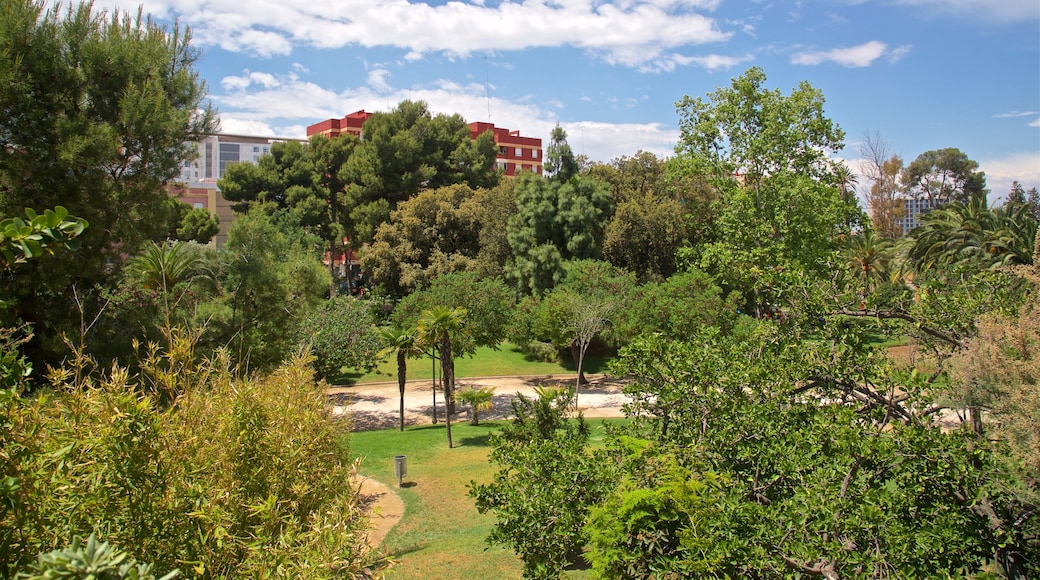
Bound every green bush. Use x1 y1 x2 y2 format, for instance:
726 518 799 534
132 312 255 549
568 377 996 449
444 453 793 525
19 534 178 580
0 341 373 578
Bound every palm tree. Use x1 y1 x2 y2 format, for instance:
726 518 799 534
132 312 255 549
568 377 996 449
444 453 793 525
846 229 893 305
126 241 208 337
417 306 467 448
908 195 1038 273
378 327 423 432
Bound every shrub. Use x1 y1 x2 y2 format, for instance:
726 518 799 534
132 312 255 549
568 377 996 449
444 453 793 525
19 534 178 580
0 340 374 578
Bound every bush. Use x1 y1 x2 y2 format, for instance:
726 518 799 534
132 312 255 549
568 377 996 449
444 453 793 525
0 340 374 578
19 534 178 580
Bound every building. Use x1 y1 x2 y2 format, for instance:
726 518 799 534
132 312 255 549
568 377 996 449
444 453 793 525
468 121 542 177
171 133 305 246
896 197 938 236
306 112 543 177
305 110 373 140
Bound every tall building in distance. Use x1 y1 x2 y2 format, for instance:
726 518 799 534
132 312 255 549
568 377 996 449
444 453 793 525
306 111 543 177
896 196 938 236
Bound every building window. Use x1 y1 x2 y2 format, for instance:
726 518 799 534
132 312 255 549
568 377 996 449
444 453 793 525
253 146 260 152
193 202 204 209
204 143 213 178
515 147 522 156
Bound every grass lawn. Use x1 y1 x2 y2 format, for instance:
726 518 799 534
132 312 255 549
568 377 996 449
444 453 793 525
350 419 624 579
334 342 612 386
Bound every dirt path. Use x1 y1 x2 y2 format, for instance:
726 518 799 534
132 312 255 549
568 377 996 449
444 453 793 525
328 374 629 431
355 476 405 550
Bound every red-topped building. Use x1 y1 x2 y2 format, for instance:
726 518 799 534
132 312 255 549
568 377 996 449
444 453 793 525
469 121 542 177
307 110 373 139
306 111 541 177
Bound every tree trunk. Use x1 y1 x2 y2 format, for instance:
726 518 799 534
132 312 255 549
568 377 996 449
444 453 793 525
397 353 407 432
441 334 455 448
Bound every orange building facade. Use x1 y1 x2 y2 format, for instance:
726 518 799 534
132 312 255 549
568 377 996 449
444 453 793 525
306 111 542 177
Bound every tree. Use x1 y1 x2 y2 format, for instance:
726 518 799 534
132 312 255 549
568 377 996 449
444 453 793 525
304 296 381 381
0 1 214 362
615 268 739 342
544 124 580 182
859 132 906 239
341 100 499 244
675 67 845 189
124 241 209 338
219 134 358 294
359 185 483 296
392 271 513 355
902 147 987 207
506 173 614 295
211 210 330 373
455 386 494 426
470 387 615 579
417 306 467 448
603 190 688 282
907 195 1037 273
377 326 423 432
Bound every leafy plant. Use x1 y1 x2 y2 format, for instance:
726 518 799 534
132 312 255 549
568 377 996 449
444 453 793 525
455 386 494 425
19 534 178 580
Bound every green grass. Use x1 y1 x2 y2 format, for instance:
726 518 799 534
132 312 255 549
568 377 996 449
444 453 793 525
334 342 612 386
350 419 626 579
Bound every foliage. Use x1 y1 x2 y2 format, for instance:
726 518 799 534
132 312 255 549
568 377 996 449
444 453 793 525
902 147 987 207
304 296 382 381
455 386 494 426
19 534 178 580
0 0 214 362
175 207 219 245
341 100 499 244
470 388 615 579
505 173 614 295
694 172 856 314
212 210 330 373
218 134 356 292
543 125 579 182
393 271 514 356
0 344 372 578
602 326 1035 578
906 194 1037 273
417 306 467 448
602 189 689 283
615 268 740 341
359 185 484 295
0 207 87 269
675 66 844 188
858 131 906 239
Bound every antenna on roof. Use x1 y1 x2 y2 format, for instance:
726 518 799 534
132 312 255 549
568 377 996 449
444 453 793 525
485 55 491 123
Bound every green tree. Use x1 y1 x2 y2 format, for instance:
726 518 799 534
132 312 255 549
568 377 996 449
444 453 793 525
211 210 330 373
455 386 494 426
417 306 467 448
0 1 214 361
615 268 739 341
602 190 688 282
544 124 579 182
219 134 358 294
902 147 987 207
341 100 499 244
359 185 483 296
470 387 615 579
907 194 1037 273
378 326 423 432
124 241 209 338
304 296 381 381
392 271 513 355
506 173 614 295
675 66 844 189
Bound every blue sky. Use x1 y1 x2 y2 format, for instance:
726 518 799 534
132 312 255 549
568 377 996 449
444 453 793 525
103 0 1038 196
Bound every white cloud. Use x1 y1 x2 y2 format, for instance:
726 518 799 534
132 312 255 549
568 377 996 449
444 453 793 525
1030 118 1040 128
109 0 731 67
791 40 890 67
207 65 679 163
367 69 392 94
994 111 1039 118
643 52 753 73
981 151 1040 197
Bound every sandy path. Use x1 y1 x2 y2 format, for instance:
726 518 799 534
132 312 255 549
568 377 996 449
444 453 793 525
328 374 629 431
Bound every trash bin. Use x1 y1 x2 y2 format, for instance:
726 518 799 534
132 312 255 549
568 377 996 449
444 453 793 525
394 455 407 488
